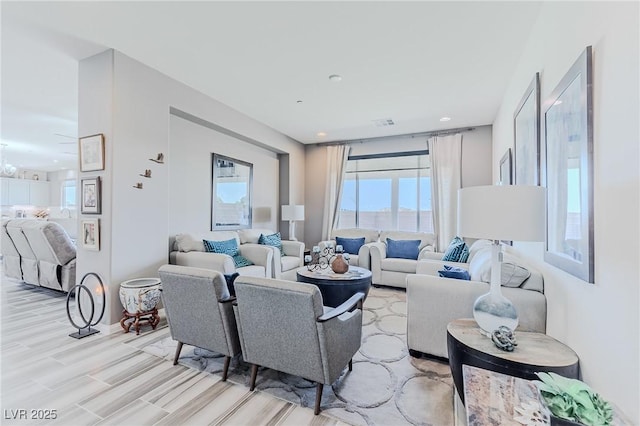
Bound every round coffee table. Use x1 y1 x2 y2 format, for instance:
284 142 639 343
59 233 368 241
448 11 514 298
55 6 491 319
296 266 372 308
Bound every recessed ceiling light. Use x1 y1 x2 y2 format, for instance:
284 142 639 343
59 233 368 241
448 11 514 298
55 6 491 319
440 117 452 122
328 74 342 82
296 100 303 104
317 132 327 137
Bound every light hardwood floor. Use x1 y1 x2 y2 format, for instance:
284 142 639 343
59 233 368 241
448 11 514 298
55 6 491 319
0 279 349 426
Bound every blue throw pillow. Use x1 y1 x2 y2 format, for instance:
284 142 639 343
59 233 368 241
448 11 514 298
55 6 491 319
203 238 239 256
336 236 366 255
223 272 239 296
259 232 284 256
386 238 421 260
438 265 471 280
442 236 470 262
233 255 254 268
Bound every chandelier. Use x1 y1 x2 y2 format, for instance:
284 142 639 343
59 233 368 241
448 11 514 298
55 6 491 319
0 144 17 177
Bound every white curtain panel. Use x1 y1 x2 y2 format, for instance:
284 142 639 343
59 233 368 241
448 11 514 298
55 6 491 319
322 145 350 240
428 133 463 251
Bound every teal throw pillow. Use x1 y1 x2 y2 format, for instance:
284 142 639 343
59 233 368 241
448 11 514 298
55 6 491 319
203 238 239 256
386 238 421 260
336 236 365 255
259 232 284 256
442 237 469 262
438 265 471 280
233 255 254 268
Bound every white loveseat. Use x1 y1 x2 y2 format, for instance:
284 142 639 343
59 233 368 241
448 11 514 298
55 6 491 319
317 228 380 270
369 230 437 287
169 231 273 277
406 247 547 359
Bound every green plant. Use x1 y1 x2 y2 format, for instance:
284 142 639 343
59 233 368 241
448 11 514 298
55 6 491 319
534 372 613 426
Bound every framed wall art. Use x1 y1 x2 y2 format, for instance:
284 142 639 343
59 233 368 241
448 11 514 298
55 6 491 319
81 177 101 214
499 148 512 185
81 218 100 251
543 46 594 283
79 134 105 172
514 72 540 185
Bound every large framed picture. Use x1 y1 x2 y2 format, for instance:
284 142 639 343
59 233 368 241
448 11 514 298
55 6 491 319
79 134 105 172
543 46 594 283
81 177 101 214
81 219 100 251
513 73 540 185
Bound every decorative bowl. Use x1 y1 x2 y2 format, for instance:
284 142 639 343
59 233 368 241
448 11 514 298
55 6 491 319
119 278 162 314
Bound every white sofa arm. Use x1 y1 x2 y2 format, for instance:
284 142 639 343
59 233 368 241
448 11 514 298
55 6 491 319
281 240 304 259
238 245 273 277
418 250 443 261
317 240 335 252
171 251 236 274
406 273 547 359
415 259 470 276
369 242 387 284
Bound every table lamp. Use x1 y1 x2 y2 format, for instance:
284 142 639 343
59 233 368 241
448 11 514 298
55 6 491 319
457 185 545 334
281 204 305 241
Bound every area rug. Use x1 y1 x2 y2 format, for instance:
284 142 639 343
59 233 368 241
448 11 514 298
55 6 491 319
139 286 454 425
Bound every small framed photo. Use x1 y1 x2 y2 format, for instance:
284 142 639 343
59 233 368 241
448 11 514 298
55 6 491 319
499 148 513 185
81 219 100 251
79 134 105 172
81 177 101 214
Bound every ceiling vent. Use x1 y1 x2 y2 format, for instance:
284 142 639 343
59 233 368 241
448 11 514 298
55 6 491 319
373 118 395 127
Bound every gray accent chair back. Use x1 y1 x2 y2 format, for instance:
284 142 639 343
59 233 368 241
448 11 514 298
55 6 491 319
158 264 241 381
232 276 363 414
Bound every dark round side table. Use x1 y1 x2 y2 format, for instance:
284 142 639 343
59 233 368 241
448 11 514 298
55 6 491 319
447 318 580 404
296 266 372 308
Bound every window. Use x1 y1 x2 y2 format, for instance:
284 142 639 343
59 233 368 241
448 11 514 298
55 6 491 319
61 179 76 208
338 152 433 232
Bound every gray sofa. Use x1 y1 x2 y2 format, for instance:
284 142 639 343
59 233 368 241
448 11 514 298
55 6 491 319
2 219 76 292
406 246 546 359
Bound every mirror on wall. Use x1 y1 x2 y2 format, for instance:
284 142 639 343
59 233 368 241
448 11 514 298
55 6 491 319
211 154 253 230
543 46 594 283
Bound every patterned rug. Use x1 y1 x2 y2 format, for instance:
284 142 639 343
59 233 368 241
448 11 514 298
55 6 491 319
139 286 454 425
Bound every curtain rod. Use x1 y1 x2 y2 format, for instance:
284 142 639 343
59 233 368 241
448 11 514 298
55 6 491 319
315 126 476 147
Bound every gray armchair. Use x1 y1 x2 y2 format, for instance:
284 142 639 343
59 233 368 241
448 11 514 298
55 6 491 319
232 276 363 415
158 264 241 381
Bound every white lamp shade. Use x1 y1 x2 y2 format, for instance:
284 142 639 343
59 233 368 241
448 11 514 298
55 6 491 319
457 185 546 242
281 204 305 221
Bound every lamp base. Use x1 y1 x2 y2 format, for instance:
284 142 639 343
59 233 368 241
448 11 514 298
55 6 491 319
473 292 518 334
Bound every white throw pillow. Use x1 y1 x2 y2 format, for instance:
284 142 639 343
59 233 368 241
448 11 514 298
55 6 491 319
175 234 205 252
468 247 531 287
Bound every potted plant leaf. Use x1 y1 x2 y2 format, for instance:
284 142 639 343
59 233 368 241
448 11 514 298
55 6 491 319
534 372 613 426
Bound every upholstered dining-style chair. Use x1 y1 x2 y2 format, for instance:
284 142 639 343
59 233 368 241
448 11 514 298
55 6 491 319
232 276 364 415
158 264 241 381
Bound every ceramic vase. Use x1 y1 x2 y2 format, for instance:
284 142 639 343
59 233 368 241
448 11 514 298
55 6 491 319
119 278 162 314
331 254 349 274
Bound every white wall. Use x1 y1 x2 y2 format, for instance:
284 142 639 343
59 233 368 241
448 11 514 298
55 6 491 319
78 50 305 325
168 115 279 235
304 126 493 247
492 2 639 421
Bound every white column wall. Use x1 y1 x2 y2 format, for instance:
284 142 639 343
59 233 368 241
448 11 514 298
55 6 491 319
78 49 305 325
492 2 639 421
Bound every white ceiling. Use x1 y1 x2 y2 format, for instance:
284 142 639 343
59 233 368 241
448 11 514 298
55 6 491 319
1 1 542 172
